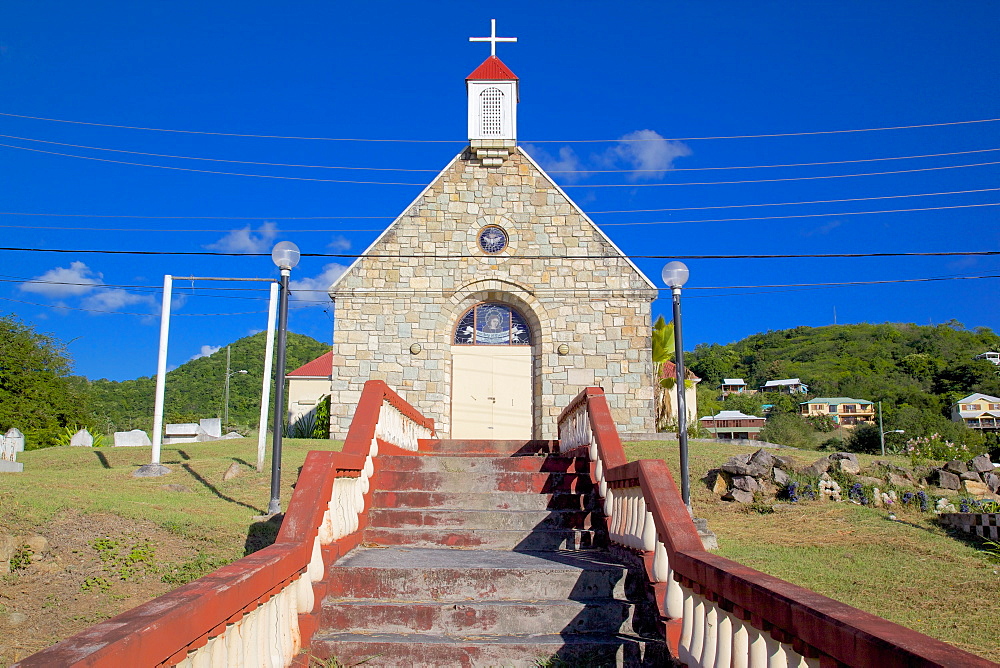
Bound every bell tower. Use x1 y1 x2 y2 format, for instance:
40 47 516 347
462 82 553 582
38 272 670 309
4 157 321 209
467 19 518 166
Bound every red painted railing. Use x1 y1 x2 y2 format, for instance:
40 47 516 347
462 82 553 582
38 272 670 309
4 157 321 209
558 387 994 668
15 380 432 667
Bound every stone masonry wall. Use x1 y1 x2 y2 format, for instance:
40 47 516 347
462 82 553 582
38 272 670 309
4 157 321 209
328 147 658 439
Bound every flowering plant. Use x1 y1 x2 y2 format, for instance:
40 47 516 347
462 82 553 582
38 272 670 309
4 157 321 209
905 433 970 466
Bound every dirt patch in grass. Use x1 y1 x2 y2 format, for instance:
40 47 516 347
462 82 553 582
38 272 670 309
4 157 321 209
0 510 206 664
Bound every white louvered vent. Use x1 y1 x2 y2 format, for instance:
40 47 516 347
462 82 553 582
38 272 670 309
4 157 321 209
480 87 503 136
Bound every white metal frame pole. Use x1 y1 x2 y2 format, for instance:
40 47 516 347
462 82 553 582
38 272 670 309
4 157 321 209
257 282 279 471
151 274 172 465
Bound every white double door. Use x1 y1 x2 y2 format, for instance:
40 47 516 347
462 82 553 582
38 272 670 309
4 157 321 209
451 346 533 439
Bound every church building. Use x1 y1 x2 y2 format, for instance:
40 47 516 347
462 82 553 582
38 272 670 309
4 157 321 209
324 24 658 440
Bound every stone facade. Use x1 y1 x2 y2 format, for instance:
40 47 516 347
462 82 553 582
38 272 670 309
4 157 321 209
327 147 657 439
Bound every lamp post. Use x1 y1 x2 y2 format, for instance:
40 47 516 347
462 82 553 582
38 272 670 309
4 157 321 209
662 261 691 508
222 345 248 430
268 241 300 515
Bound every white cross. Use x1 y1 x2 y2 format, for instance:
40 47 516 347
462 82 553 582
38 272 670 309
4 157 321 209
469 19 517 57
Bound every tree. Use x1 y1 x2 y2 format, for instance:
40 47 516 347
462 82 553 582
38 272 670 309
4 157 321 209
0 315 89 448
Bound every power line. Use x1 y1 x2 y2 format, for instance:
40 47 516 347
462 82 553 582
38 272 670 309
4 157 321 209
4 130 996 173
0 143 428 185
588 187 1000 214
2 110 996 141
0 201 994 234
0 246 996 260
1 187 996 229
547 148 1000 172
598 202 1000 226
558 161 1000 188
5 140 997 188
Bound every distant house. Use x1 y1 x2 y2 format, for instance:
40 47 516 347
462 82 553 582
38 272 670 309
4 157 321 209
286 351 334 427
760 378 809 395
658 360 700 428
718 378 749 398
700 410 765 440
974 352 1000 366
800 397 875 427
951 393 1000 431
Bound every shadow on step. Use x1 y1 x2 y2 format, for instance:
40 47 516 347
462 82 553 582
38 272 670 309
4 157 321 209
509 451 670 666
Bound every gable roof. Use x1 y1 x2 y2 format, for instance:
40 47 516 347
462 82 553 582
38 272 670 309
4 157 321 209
329 148 658 294
762 378 804 387
721 378 746 385
287 351 333 378
466 55 518 81
701 410 764 421
801 397 874 406
954 392 1000 405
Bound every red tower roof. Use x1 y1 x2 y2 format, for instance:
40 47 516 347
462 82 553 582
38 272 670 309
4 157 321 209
287 350 333 377
466 55 519 81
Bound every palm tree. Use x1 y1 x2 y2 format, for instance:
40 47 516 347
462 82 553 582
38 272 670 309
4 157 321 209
652 316 675 430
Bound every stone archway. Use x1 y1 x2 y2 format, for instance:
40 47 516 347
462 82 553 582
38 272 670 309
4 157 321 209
441 279 550 439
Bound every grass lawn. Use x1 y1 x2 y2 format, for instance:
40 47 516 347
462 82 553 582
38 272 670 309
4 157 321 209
624 439 1000 662
1 439 344 559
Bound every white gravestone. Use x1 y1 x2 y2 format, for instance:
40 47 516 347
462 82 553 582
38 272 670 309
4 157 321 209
200 418 222 439
69 429 94 447
164 423 200 444
1 428 25 472
114 429 152 447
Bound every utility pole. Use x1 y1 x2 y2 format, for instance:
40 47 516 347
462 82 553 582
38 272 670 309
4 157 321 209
223 346 231 427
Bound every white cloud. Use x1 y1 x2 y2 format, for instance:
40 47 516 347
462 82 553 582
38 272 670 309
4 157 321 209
600 129 691 180
21 261 103 297
205 221 279 253
189 344 222 361
522 144 585 182
81 288 156 312
289 263 348 305
327 235 352 251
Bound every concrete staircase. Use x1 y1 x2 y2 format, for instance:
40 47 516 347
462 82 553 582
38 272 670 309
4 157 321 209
310 439 668 667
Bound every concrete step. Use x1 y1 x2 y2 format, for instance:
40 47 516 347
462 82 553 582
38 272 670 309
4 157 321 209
326 548 627 600
377 454 590 474
321 599 638 636
419 439 560 456
373 470 594 494
371 490 599 512
309 632 668 668
367 508 602 531
363 527 606 550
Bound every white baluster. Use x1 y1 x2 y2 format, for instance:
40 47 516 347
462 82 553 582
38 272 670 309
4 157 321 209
225 620 243 668
297 572 315 613
641 509 656 552
766 633 785 668
370 435 379 458
190 644 210 668
308 536 324 582
243 605 258 667
702 600 719 668
604 488 616 538
267 595 282 668
714 609 733 668
666 567 684 619
678 589 696 666
689 594 707 666
748 626 767 668
623 489 636 548
732 617 749 668
652 540 668 582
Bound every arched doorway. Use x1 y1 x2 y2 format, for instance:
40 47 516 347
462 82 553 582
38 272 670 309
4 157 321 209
450 302 533 439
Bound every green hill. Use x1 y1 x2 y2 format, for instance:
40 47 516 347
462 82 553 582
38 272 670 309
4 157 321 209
85 331 330 434
687 322 1000 450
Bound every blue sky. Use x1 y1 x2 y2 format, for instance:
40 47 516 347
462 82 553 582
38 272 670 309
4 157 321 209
0 1 997 381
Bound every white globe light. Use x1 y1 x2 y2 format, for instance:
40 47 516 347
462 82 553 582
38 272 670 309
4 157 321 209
661 261 689 288
271 241 301 270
